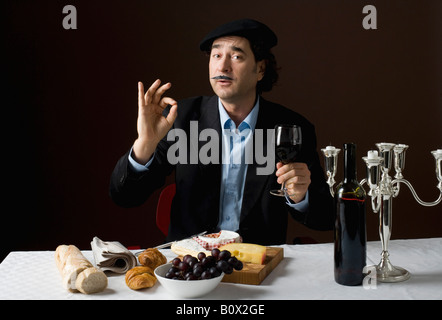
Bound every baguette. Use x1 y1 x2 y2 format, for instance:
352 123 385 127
55 244 108 294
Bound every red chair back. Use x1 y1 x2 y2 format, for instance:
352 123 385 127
155 184 176 236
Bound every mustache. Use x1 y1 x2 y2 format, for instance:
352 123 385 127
211 75 233 80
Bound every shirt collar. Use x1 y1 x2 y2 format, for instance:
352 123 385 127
218 96 260 132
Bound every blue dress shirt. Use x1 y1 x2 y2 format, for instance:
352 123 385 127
217 97 258 231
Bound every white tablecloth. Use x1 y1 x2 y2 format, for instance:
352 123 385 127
0 238 441 300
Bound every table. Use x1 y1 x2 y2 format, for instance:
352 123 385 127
0 238 441 300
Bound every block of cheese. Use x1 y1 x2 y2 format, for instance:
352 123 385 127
219 243 267 265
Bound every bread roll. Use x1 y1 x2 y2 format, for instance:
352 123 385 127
55 244 108 294
125 266 157 290
138 248 167 269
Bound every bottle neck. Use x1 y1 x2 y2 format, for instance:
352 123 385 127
343 143 357 182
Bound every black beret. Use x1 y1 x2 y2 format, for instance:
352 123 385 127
199 19 278 52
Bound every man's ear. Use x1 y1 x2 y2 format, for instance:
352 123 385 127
257 60 266 81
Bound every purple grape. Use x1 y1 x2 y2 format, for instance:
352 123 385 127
228 256 243 271
219 250 231 261
186 274 198 280
234 260 243 271
211 248 220 259
197 252 206 261
224 265 234 274
178 261 189 272
209 266 221 277
216 260 229 272
168 266 179 273
188 256 198 268
193 265 203 277
172 257 181 267
201 256 216 268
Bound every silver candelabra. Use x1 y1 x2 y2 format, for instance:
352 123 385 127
322 143 442 283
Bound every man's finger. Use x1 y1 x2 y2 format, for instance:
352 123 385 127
153 82 172 104
138 81 145 107
276 162 308 176
160 97 177 109
166 102 178 125
145 79 162 104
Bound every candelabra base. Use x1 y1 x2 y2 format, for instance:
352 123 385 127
371 250 411 283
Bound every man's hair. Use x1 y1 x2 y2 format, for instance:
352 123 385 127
250 39 279 94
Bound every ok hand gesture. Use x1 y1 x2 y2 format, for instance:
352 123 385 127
132 80 178 164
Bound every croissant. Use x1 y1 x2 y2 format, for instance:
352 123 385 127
125 266 157 290
138 248 167 269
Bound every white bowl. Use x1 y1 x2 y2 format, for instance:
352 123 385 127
154 263 224 298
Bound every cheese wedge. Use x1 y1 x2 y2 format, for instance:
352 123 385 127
171 239 211 257
219 243 267 265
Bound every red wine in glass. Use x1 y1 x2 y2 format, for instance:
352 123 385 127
276 143 301 164
270 124 302 196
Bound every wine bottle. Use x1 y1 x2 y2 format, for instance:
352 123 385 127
334 143 367 286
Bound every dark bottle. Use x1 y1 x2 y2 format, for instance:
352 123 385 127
334 143 367 286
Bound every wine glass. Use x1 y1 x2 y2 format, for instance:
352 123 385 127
270 124 302 197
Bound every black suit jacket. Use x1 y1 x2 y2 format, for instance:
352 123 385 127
109 96 334 245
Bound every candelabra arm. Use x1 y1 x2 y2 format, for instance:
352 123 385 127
329 186 335 198
392 178 442 207
359 178 382 213
371 193 382 213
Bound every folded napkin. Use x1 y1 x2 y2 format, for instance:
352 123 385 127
91 237 137 273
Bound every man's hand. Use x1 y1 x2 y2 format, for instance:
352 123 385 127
275 162 311 203
132 80 178 164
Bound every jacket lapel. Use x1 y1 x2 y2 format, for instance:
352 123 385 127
240 98 274 221
198 96 222 140
197 96 222 214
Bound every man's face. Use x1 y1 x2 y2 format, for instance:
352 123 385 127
209 36 265 104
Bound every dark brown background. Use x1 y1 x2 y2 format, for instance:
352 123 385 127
2 0 441 261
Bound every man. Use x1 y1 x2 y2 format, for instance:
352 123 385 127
110 19 334 245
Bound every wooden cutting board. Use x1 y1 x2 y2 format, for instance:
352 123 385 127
222 247 283 285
